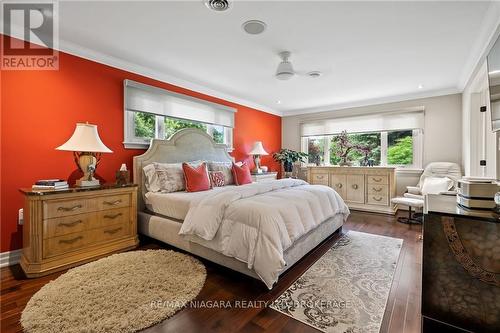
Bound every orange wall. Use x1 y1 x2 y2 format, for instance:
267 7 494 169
1 36 281 252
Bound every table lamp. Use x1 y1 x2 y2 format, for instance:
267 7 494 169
249 141 268 174
56 123 112 187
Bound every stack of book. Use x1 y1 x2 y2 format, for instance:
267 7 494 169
32 179 69 190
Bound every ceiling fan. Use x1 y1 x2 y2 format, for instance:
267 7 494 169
275 51 323 80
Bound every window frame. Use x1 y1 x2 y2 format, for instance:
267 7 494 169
123 111 234 150
301 129 423 170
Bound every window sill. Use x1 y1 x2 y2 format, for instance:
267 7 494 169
123 142 149 150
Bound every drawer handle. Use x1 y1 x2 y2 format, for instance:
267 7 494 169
352 184 358 190
372 196 383 202
58 219 82 227
336 183 343 188
372 187 382 192
372 178 382 182
57 204 82 212
103 213 123 219
59 236 83 244
104 227 123 235
316 175 324 179
103 199 122 206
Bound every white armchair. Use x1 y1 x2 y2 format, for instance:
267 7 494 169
404 162 462 200
392 162 462 224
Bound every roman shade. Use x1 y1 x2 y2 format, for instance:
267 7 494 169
300 108 424 137
124 80 236 128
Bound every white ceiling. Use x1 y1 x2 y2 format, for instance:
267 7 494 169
51 1 496 115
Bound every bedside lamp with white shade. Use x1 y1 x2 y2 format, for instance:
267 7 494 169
249 141 268 174
56 123 113 187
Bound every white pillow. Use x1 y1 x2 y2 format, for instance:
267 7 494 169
421 177 454 195
143 161 203 193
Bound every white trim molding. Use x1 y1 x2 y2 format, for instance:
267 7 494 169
0 249 22 268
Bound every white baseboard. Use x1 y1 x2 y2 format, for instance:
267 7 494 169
0 249 22 268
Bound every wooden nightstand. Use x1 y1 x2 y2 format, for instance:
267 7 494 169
251 172 278 183
19 184 138 277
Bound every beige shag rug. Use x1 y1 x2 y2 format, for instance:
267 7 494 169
21 250 206 333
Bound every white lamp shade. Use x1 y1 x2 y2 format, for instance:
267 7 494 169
248 141 268 155
56 123 112 153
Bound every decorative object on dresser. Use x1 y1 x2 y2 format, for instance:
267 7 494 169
308 166 396 214
457 177 499 209
391 162 462 224
19 184 138 277
251 171 278 183
32 179 68 191
273 148 308 178
331 130 356 166
248 141 268 173
56 122 112 187
115 163 130 185
422 194 500 333
21 250 206 333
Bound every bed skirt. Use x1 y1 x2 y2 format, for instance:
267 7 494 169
138 211 344 283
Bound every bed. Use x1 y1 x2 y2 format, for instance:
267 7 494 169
133 128 349 289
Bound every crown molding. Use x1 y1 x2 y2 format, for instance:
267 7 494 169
58 39 283 117
1 31 282 117
458 1 500 91
282 87 461 117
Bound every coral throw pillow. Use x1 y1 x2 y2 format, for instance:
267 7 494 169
209 171 225 187
232 163 253 186
182 162 211 192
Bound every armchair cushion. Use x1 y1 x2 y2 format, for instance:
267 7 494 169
406 186 421 195
421 176 454 195
404 193 424 200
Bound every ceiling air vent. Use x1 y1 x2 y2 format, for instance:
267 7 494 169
204 0 231 12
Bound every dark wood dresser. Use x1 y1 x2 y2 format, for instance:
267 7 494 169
422 194 500 332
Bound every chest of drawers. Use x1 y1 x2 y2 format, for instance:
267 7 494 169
20 185 138 277
307 166 396 215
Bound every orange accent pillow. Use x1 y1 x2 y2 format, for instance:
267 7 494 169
182 162 211 192
232 163 253 186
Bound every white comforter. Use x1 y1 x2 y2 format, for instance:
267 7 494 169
179 179 349 288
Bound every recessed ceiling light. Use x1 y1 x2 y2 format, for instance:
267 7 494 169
276 100 282 104
418 84 424 89
204 0 231 12
307 71 322 78
242 20 267 35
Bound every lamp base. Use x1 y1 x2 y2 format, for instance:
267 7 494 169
76 179 100 187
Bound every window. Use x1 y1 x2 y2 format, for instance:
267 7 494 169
302 129 422 168
124 80 235 149
300 110 424 169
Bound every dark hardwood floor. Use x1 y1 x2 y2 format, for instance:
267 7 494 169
1 211 423 333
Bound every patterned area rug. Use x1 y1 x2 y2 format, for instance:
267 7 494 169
270 231 403 333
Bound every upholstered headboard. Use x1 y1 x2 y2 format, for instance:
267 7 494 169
132 128 233 211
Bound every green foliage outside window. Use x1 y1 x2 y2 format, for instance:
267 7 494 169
211 127 224 144
388 136 413 165
133 112 226 144
164 117 207 139
330 133 381 165
134 112 155 138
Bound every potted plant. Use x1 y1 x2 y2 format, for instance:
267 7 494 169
357 144 373 166
273 149 308 176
